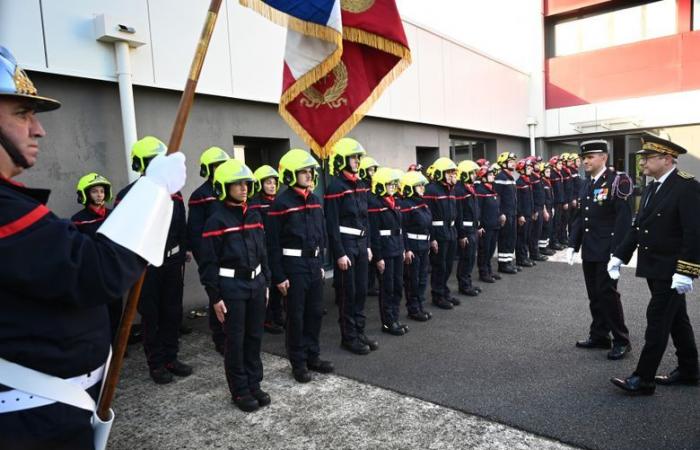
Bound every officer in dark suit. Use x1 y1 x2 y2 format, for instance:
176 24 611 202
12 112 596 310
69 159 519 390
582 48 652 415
568 140 632 360
610 135 700 395
0 46 185 449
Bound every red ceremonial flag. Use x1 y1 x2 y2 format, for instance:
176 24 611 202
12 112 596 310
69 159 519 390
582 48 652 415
241 0 412 159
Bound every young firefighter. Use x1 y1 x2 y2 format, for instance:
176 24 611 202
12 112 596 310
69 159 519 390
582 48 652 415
547 155 566 251
199 159 271 412
187 146 230 354
249 165 285 335
455 160 482 297
369 167 407 335
540 162 555 255
359 156 380 297
267 149 333 383
115 136 192 385
71 173 122 342
515 158 535 267
476 164 504 283
325 137 378 355
494 151 519 274
425 157 460 310
528 157 549 261
400 170 433 321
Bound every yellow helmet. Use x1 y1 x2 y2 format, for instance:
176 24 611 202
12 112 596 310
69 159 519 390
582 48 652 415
131 136 167 173
371 167 400 196
560 152 570 162
400 170 429 197
358 156 379 180
496 151 517 166
431 157 457 182
212 159 255 201
425 164 435 181
199 146 230 178
278 148 320 187
251 165 280 197
76 172 112 205
457 160 480 182
330 137 366 175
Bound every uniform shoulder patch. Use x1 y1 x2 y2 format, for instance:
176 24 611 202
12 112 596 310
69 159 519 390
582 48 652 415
677 170 694 179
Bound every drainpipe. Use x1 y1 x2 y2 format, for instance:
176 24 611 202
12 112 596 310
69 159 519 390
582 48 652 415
526 117 538 157
114 41 140 182
95 14 147 182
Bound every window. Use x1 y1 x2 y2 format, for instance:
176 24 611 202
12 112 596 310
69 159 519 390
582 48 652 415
553 0 676 57
695 0 700 30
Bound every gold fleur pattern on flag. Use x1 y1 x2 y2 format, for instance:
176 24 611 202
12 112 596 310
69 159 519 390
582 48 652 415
301 61 348 109
13 67 38 96
341 0 376 14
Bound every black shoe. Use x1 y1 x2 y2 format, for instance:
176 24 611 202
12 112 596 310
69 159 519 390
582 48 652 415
533 254 549 261
358 333 379 351
491 272 502 280
479 275 495 283
498 265 518 274
251 389 271 407
382 322 406 336
165 360 193 377
540 247 555 256
232 394 259 412
398 322 409 332
179 322 193 335
307 359 335 374
341 339 371 355
422 310 433 320
655 369 699 386
473 285 482 293
608 344 631 360
610 375 655 395
459 287 479 296
408 311 430 322
525 258 536 266
513 264 522 272
575 337 612 349
432 298 454 310
264 322 284 335
150 366 174 384
293 369 313 383
516 260 534 268
447 296 461 306
367 288 379 297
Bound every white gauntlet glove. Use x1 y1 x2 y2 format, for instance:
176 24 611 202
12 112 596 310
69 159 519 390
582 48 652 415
671 273 694 294
607 257 623 280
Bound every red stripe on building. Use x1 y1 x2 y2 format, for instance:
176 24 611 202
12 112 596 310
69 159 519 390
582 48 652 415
0 205 50 238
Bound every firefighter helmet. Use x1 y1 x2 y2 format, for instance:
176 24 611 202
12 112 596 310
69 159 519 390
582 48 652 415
76 172 112 205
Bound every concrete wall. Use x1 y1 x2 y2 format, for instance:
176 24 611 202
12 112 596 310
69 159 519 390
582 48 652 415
1 0 535 138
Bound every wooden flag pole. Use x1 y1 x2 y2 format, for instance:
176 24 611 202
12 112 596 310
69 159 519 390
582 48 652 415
97 0 224 420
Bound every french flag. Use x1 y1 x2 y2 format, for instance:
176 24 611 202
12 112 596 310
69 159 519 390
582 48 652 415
240 0 411 159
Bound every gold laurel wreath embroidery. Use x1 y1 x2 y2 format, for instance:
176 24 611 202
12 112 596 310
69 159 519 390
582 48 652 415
300 61 348 109
13 67 38 96
341 0 376 14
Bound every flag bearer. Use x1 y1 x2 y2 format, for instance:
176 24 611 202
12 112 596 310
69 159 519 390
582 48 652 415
199 159 271 412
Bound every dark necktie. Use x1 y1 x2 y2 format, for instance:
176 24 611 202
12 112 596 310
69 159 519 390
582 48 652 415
645 181 659 208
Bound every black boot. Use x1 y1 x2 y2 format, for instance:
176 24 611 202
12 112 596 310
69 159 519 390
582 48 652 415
382 322 406 336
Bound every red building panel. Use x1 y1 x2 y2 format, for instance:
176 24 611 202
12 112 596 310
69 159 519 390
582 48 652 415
544 0 615 17
546 31 700 109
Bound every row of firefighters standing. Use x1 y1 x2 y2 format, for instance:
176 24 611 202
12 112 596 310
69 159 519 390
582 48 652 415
69 133 587 412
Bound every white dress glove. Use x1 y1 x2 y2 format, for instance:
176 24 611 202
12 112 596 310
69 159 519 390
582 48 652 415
671 273 694 294
607 256 623 280
566 247 576 266
145 153 187 194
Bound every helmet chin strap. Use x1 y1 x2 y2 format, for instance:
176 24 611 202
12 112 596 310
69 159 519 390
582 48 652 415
0 127 30 169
